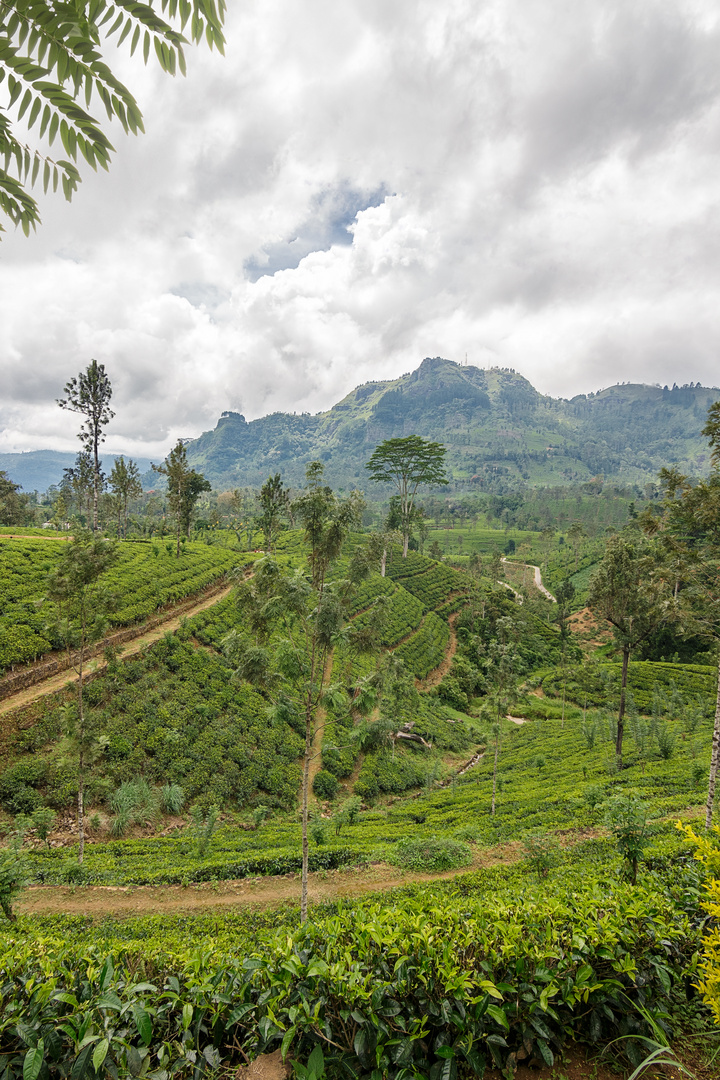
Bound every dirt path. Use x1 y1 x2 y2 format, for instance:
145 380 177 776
416 610 460 689
0 585 234 718
15 835 580 917
500 558 556 603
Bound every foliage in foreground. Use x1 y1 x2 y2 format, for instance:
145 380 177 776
0 857 702 1080
677 821 720 1023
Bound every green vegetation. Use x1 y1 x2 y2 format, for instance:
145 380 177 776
5 383 720 1076
0 538 238 671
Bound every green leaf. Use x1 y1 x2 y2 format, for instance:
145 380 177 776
486 1004 509 1031
23 1041 44 1080
536 1038 554 1067
132 1005 152 1046
92 1039 109 1072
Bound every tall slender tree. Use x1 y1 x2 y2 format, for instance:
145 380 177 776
226 462 363 922
58 361 114 531
46 532 117 862
365 436 448 557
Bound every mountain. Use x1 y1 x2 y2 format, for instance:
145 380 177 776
185 358 719 492
3 359 717 494
0 451 155 494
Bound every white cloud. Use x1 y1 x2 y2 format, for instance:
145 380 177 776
2 0 720 453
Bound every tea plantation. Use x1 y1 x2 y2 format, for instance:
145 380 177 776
0 528 719 1078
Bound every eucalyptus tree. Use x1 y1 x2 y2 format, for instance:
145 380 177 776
58 361 114 530
45 531 117 862
226 462 364 921
366 436 448 557
0 0 226 236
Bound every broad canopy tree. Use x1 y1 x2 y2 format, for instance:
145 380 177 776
57 359 114 531
365 436 448 558
0 0 226 235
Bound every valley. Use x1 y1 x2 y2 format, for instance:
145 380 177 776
1 365 720 1080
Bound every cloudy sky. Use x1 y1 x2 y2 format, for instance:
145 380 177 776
2 0 719 457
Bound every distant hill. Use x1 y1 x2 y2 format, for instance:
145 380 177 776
0 451 155 494
185 358 719 492
4 359 717 494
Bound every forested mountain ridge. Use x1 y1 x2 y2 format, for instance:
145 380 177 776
186 357 719 491
2 358 716 493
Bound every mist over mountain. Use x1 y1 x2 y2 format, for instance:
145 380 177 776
2 358 716 494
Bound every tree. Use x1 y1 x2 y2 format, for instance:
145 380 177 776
58 360 114 531
480 618 521 816
258 473 290 553
152 440 210 556
567 521 587 572
109 455 142 537
0 470 29 525
588 535 674 768
61 450 96 524
641 451 720 827
0 0 226 236
226 463 363 922
45 531 117 862
365 436 448 557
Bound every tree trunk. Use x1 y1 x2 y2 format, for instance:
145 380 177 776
300 706 312 924
616 644 629 768
402 530 409 558
705 650 720 829
491 733 499 815
381 545 387 577
77 644 85 864
77 750 85 864
176 518 181 559
92 444 100 532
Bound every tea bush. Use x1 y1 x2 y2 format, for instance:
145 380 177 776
389 835 472 871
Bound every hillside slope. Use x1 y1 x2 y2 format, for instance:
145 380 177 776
186 357 719 491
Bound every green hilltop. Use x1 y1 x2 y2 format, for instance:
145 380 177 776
186 357 719 491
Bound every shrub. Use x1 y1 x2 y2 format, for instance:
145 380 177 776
30 807 56 847
522 831 561 879
310 819 327 846
389 836 472 872
313 770 339 801
161 783 185 815
655 721 676 760
190 804 219 858
0 849 28 921
605 793 650 884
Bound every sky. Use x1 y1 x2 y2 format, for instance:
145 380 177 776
2 0 720 458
